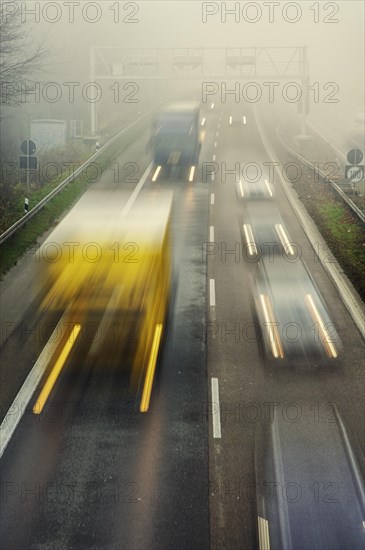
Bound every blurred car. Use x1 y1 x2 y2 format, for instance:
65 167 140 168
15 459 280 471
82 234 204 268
255 403 365 549
242 221 296 261
251 257 341 365
241 203 296 261
236 176 274 201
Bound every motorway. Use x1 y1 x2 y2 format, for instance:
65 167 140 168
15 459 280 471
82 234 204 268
1 100 364 549
205 102 364 549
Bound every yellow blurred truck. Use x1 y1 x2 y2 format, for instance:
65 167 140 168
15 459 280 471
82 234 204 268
36 191 172 412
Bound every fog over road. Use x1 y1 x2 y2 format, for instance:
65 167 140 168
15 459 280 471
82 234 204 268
0 2 364 549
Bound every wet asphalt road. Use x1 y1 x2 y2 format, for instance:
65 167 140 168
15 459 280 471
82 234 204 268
1 101 364 550
206 101 364 549
0 122 210 549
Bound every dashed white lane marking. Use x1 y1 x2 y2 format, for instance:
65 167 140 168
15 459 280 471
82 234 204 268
210 226 214 242
243 115 247 125
211 193 215 205
216 131 219 137
214 142 217 148
211 377 221 439
209 278 216 307
212 154 216 161
211 173 215 181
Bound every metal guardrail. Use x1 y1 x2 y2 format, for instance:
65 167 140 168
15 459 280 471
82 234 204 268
0 106 159 246
276 124 365 224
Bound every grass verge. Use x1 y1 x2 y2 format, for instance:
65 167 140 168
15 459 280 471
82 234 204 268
293 168 365 302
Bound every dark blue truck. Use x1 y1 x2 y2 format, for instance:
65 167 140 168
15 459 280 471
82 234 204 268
152 102 202 168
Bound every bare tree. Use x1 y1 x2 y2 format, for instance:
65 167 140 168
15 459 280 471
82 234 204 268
0 3 50 107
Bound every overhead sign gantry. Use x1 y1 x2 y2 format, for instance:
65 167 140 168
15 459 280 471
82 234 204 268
89 46 309 135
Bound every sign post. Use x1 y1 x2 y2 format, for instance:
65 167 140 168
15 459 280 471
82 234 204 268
345 149 364 194
19 139 37 194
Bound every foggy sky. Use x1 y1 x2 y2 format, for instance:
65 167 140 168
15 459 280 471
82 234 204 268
16 0 363 106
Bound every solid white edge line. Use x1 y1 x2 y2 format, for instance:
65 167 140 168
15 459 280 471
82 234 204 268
210 226 214 242
211 377 221 439
209 278 216 307
0 313 68 458
121 161 153 215
211 193 215 205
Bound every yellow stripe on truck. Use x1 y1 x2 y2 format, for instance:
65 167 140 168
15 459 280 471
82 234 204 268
33 324 81 414
140 324 163 412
